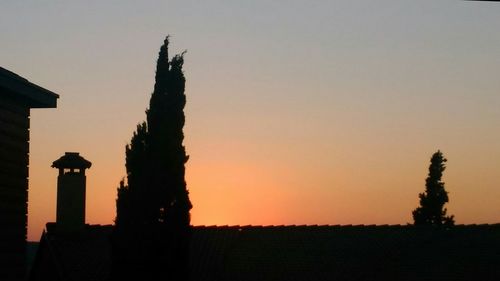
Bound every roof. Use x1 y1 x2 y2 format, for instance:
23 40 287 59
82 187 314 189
30 224 500 281
29 224 112 281
52 152 92 170
0 66 59 108
191 224 500 281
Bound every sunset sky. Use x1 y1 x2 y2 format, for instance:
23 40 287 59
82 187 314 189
1 1 499 241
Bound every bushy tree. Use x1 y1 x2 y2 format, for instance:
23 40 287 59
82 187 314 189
413 150 454 226
112 36 191 281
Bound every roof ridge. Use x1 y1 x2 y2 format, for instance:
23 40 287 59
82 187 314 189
192 223 500 229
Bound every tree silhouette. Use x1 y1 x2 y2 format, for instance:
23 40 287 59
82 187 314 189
112 36 191 281
413 150 454 226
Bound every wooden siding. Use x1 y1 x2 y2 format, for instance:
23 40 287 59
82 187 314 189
0 93 30 281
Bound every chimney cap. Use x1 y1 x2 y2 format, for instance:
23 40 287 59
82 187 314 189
52 152 92 169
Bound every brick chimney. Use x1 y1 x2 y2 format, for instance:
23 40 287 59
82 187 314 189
51 152 91 232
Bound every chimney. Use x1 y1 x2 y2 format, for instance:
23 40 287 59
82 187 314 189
51 152 92 232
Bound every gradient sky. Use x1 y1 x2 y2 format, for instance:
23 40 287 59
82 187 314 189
1 1 499 241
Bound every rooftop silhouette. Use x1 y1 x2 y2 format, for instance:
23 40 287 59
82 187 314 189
30 223 500 281
0 66 58 281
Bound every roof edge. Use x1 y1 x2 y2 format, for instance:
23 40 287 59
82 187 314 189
0 67 59 108
192 223 500 229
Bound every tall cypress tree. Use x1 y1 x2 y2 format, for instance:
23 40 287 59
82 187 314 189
113 36 192 281
413 150 454 226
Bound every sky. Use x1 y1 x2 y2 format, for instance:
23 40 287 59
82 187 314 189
1 1 499 241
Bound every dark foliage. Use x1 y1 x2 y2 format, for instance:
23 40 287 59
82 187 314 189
112 36 192 281
413 150 455 226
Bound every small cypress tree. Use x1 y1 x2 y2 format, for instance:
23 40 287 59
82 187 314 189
413 150 455 226
112 36 191 281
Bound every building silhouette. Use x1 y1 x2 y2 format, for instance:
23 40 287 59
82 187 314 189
0 67 58 281
30 223 500 281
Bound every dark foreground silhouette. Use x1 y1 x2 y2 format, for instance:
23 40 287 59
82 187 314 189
30 223 500 281
413 150 454 226
112 36 192 281
0 66 58 281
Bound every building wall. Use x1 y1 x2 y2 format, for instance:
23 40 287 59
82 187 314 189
0 93 30 281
